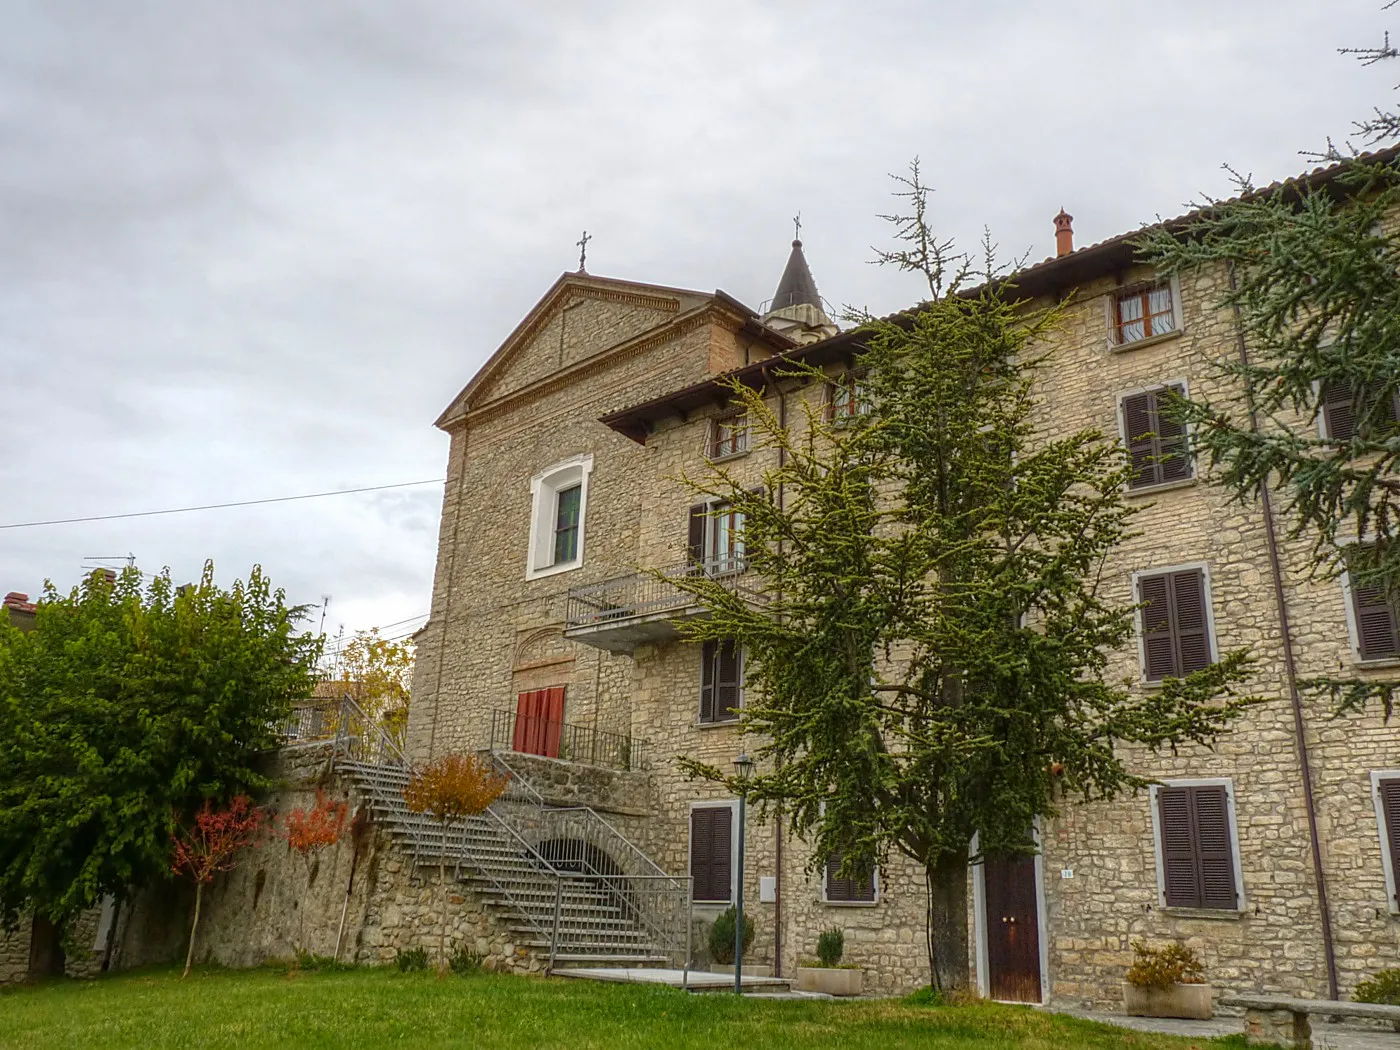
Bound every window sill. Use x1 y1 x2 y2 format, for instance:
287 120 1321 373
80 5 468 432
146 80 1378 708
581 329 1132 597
1353 657 1400 671
821 899 879 908
695 719 741 731
1109 329 1185 354
524 559 583 582
1124 477 1198 499
1158 906 1244 921
707 447 751 465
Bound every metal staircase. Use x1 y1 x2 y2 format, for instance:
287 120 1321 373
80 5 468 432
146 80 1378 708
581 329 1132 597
330 698 692 975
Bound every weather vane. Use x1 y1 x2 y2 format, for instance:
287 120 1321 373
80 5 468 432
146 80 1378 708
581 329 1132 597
792 212 802 242
576 230 592 273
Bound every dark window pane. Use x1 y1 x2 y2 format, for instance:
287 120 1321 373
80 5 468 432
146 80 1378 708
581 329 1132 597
553 484 581 564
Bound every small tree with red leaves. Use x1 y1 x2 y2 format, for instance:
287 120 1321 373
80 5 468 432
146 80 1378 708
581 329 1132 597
285 789 349 876
170 796 266 977
403 754 509 972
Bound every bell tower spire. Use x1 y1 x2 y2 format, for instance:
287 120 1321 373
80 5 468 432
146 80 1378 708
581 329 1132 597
761 224 837 345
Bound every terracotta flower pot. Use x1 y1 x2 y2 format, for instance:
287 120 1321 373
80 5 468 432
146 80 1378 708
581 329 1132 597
1123 981 1214 1020
796 966 864 996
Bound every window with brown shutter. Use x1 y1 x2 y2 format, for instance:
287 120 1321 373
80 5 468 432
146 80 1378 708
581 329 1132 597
824 851 877 903
1138 568 1214 681
1375 777 1400 908
699 640 742 723
1349 556 1400 662
1156 783 1239 910
690 805 733 902
686 504 707 569
1320 380 1400 442
708 414 749 459
1121 386 1192 489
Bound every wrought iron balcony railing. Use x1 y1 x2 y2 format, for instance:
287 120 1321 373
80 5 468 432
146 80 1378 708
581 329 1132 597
489 708 646 771
563 558 761 650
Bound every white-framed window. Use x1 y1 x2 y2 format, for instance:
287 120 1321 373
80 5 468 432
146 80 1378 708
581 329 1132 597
708 414 749 460
1116 380 1194 490
1370 771 1400 914
525 454 594 580
822 849 879 905
1132 563 1218 683
1149 777 1245 912
1318 379 1400 443
1107 276 1183 349
1341 546 1400 664
688 800 740 903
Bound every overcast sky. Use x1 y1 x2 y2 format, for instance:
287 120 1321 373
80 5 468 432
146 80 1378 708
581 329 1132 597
1 0 1393 650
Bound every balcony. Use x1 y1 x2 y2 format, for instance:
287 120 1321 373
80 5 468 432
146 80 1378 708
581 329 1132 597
563 558 762 653
488 708 647 772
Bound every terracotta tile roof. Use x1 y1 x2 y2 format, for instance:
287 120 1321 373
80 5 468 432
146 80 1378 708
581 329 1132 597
600 146 1400 443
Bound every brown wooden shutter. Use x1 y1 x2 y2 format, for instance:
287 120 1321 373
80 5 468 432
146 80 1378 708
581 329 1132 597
1156 386 1192 483
1321 380 1357 441
1158 785 1237 910
1123 392 1157 488
690 806 732 902
1139 569 1212 680
716 641 741 720
687 504 707 567
1352 572 1400 661
1379 778 1400 907
1171 570 1212 674
699 641 717 723
541 686 565 759
1139 573 1177 680
1158 787 1200 907
1193 785 1238 909
825 851 877 903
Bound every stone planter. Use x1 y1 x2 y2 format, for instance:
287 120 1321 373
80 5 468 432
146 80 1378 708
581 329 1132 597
710 963 773 978
796 966 864 996
1123 981 1214 1020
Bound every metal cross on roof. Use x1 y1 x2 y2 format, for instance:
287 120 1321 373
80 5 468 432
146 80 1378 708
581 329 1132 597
792 212 802 242
576 230 592 272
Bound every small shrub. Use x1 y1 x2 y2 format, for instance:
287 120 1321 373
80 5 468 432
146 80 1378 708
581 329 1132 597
905 986 946 1007
291 948 354 974
396 946 429 973
816 927 844 968
1125 940 1205 989
1355 969 1400 1005
449 946 485 976
708 906 755 965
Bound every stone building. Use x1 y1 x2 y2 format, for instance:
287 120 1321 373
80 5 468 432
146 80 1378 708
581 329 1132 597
404 153 1400 1008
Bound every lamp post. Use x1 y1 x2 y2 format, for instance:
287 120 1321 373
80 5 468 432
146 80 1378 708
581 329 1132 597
732 751 754 995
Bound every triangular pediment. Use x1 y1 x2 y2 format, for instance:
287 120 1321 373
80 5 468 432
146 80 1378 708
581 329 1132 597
436 273 713 428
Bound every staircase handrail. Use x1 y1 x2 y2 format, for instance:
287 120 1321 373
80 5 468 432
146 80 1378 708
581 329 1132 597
332 694 407 767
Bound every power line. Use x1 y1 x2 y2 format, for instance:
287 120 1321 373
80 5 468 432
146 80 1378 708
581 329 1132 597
0 480 444 531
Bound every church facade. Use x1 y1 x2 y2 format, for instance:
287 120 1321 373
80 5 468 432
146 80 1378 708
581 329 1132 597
407 158 1400 1007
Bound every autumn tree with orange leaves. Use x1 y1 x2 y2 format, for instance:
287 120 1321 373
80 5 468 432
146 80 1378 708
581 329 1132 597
170 796 266 977
403 754 509 972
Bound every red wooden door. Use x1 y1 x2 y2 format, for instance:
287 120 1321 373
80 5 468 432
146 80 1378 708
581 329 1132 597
513 687 565 758
984 852 1041 1002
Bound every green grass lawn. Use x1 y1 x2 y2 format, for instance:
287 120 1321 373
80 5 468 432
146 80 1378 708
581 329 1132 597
0 966 1243 1050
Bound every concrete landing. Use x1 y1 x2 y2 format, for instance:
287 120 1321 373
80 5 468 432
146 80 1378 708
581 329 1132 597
555 967 795 994
1065 1009 1400 1049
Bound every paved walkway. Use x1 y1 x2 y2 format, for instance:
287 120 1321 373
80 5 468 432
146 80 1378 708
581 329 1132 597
1067 1009 1400 1049
555 966 794 994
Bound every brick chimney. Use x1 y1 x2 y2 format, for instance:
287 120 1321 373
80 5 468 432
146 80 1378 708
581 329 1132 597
1054 209 1074 257
3 592 33 611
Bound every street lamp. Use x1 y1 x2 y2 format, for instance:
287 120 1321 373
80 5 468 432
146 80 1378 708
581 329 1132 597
732 751 754 995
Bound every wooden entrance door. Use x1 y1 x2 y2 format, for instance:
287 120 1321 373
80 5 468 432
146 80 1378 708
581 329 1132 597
983 851 1042 1002
513 687 565 758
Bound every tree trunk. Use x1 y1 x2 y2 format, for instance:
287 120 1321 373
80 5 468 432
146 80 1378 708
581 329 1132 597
27 914 65 981
924 853 970 993
183 882 204 979
439 821 450 976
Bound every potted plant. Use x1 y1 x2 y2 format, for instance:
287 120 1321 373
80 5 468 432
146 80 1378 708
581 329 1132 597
709 906 767 976
796 927 864 996
1123 940 1213 1020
